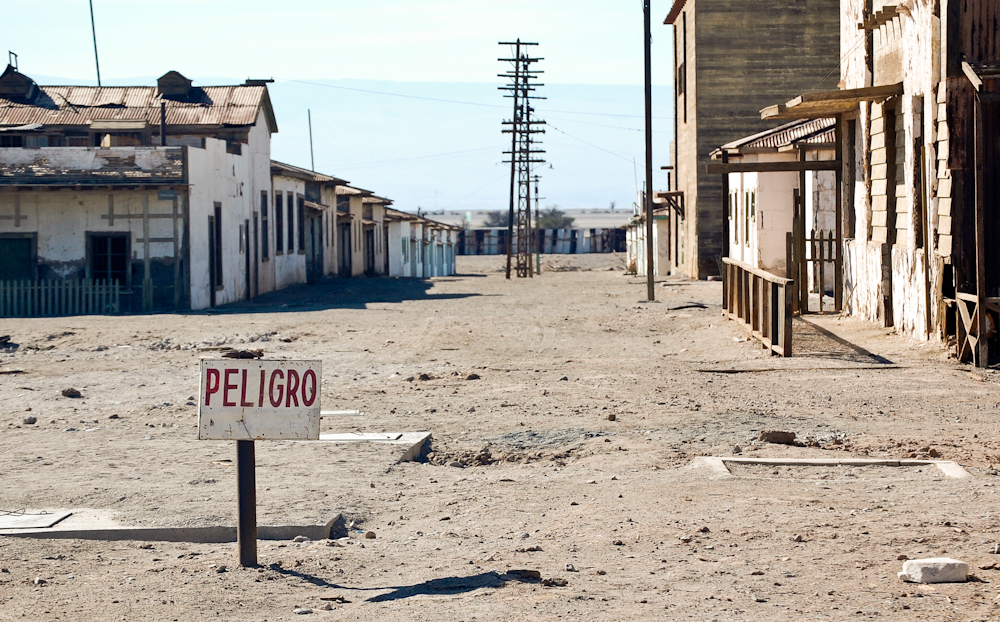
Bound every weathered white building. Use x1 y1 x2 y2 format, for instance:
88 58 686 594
384 207 459 278
0 66 278 312
268 161 346 286
711 118 838 299
755 0 999 363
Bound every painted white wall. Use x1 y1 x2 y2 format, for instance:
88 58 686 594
841 0 939 338
0 188 178 279
269 174 307 290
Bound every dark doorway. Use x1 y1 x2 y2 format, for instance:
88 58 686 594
244 218 251 300
338 222 352 278
0 236 35 281
305 211 323 284
252 213 259 298
364 227 376 276
983 101 1000 297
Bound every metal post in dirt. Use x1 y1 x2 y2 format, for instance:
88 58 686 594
643 0 655 301
198 359 321 569
236 439 258 567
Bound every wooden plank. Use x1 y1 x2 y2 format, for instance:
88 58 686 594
939 215 953 235
705 160 840 174
938 234 953 256
963 61 984 91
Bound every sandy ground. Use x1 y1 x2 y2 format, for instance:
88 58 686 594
2 253 1000 621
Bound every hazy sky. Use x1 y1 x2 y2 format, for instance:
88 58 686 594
4 1 674 86
2 1 677 212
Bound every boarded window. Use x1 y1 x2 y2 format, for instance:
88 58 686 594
297 196 306 253
213 202 223 286
260 191 270 260
287 191 295 252
275 193 284 254
89 233 129 286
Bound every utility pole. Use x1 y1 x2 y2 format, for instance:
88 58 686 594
308 109 315 171
532 174 543 275
500 40 546 279
643 0 655 301
89 0 102 87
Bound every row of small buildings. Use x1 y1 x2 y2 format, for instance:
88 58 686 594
0 67 458 313
627 0 999 365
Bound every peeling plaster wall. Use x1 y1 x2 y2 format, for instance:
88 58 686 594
845 239 888 323
0 189 179 283
320 186 339 278
387 220 407 277
892 245 930 336
841 0 940 339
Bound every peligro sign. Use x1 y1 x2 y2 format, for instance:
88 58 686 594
197 359 321 441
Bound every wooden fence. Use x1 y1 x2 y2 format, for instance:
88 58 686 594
0 280 122 318
722 258 794 356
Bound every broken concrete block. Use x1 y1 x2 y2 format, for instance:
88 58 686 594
898 558 968 583
758 430 796 445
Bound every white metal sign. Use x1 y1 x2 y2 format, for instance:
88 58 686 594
197 359 321 441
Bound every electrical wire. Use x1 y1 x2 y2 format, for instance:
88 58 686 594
546 124 635 163
272 77 672 120
330 146 500 170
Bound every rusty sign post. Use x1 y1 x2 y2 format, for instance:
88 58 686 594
198 359 321 567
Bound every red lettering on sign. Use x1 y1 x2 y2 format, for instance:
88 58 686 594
269 370 284 407
302 369 317 407
240 369 254 407
204 368 221 406
258 369 266 407
223 368 238 407
285 370 300 407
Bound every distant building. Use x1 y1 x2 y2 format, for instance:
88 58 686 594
385 208 459 277
662 0 840 278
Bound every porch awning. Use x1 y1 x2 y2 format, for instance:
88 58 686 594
304 200 330 211
761 83 903 120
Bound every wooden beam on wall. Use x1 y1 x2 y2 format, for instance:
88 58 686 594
705 160 841 174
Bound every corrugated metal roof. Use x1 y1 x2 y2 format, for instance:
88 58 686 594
0 85 272 129
362 195 392 205
270 160 345 184
715 118 835 155
335 185 371 196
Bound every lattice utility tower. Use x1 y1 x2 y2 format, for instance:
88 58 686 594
499 40 545 279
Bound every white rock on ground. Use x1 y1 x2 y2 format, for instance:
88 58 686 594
898 558 968 583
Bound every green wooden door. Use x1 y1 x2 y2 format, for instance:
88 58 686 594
0 238 34 281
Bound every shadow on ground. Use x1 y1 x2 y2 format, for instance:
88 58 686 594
364 570 541 603
793 316 894 364
199 277 486 314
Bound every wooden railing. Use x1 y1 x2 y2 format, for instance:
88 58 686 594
0 280 121 318
722 258 793 356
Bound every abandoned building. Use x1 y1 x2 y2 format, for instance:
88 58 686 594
720 0 999 365
0 64 450 317
711 118 839 310
0 66 278 312
661 0 841 279
385 207 460 278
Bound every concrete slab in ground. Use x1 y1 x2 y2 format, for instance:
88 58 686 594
692 456 972 478
0 509 341 543
315 431 431 462
0 510 72 529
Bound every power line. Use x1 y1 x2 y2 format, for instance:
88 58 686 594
272 76 672 120
547 123 633 163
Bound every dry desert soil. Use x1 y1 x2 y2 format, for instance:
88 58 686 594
2 253 1000 621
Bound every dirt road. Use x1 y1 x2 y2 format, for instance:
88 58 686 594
1 254 999 621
